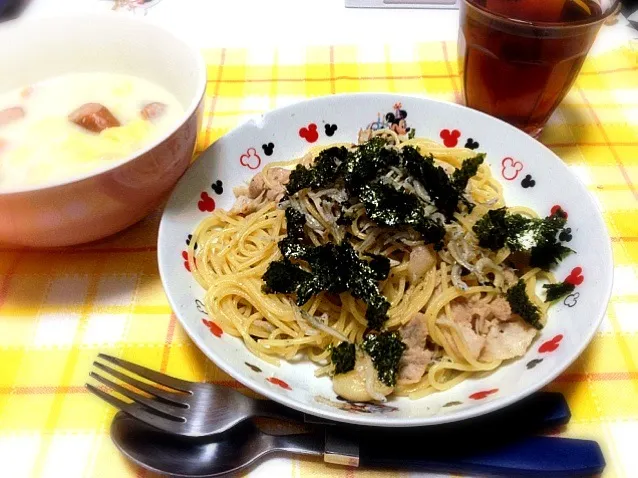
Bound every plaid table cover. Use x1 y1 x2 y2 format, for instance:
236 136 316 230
1 41 637 477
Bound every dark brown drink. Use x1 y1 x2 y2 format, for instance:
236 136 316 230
459 0 618 137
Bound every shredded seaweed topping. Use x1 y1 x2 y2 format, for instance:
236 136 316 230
543 281 576 302
473 208 573 271
263 236 391 330
361 331 407 387
506 280 543 329
330 342 356 375
358 181 445 248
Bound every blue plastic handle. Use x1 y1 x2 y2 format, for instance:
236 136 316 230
360 435 605 477
478 391 572 430
354 393 604 476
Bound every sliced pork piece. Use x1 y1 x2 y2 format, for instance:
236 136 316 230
397 313 432 384
69 103 120 133
399 312 428 349
480 319 537 362
488 296 512 322
229 184 263 215
450 297 485 326
248 167 291 202
229 195 262 216
450 295 515 357
458 325 486 360
227 168 291 216
407 245 436 283
141 102 167 120
398 347 433 384
451 296 513 327
0 107 25 127
450 299 472 326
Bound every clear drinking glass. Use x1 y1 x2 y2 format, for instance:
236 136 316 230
459 0 620 137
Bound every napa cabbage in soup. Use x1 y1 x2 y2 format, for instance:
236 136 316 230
0 72 184 189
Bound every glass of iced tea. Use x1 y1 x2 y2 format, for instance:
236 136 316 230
459 0 620 137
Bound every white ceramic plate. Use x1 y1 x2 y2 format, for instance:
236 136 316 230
158 94 612 426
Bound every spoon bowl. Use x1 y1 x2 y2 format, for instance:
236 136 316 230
110 412 323 477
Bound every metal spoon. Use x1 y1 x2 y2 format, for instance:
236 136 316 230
111 409 606 477
111 413 328 477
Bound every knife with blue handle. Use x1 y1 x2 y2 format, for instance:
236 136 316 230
325 392 604 476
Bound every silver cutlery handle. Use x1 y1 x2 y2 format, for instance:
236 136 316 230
270 432 325 458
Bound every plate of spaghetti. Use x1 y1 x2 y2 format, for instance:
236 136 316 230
158 94 612 426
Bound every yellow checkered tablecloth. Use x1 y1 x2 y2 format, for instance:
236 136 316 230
1 41 638 478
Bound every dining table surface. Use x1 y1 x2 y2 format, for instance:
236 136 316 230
1 1 638 477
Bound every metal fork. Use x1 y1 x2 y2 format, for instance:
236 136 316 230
86 353 303 437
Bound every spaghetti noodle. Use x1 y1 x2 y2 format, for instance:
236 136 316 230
188 129 565 402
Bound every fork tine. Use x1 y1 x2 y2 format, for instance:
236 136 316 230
93 361 187 406
97 354 193 392
85 381 130 410
89 371 186 419
86 383 183 432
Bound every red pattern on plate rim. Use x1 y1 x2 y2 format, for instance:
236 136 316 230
299 123 319 143
501 157 523 180
239 148 262 170
551 204 568 218
202 319 223 338
469 388 499 400
182 251 191 272
197 192 216 212
539 334 563 353
267 377 292 390
565 267 584 286
439 129 461 147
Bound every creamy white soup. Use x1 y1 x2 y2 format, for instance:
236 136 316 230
0 72 185 189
